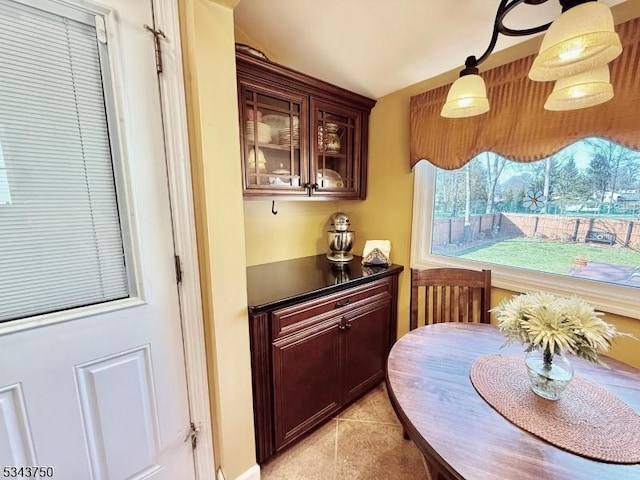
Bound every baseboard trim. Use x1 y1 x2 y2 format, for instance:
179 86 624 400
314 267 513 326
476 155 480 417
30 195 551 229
233 464 260 480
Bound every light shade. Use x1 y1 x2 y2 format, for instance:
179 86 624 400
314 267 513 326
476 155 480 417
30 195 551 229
529 2 622 82
544 65 613 111
441 74 489 118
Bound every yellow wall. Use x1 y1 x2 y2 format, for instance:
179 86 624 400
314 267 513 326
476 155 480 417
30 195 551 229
345 95 415 335
348 45 541 346
237 4 640 369
351 4 640 368
244 200 341 265
178 3 640 477
179 1 255 478
235 26 347 267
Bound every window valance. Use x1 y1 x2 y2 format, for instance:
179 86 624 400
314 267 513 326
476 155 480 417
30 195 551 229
409 17 640 170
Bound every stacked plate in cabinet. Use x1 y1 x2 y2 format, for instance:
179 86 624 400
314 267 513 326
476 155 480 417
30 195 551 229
246 121 271 144
263 115 297 142
262 115 300 147
278 127 299 148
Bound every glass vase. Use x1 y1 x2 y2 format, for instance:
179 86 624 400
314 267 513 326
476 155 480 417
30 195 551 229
525 349 574 400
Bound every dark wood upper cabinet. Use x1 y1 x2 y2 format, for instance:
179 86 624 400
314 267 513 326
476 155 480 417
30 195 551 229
236 51 376 199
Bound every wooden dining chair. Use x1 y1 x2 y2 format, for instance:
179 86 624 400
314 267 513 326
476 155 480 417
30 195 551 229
409 267 492 330
401 268 492 444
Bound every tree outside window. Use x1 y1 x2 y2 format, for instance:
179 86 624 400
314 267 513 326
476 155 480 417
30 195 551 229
431 137 640 289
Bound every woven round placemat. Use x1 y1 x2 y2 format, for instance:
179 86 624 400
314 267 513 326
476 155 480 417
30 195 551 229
469 354 640 464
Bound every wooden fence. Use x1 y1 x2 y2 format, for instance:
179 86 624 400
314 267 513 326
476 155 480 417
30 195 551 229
433 213 640 248
432 214 502 246
500 213 640 247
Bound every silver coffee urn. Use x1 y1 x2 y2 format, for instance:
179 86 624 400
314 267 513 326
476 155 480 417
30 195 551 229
327 212 354 262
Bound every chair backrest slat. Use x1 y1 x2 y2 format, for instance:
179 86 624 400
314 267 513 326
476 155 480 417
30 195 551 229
409 268 492 330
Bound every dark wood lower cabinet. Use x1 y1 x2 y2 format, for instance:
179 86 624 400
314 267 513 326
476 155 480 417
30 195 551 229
248 273 401 463
342 299 390 404
273 320 341 450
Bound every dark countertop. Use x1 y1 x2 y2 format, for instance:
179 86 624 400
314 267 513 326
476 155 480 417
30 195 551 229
247 254 404 314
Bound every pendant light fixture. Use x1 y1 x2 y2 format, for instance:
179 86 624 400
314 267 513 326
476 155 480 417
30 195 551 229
529 1 622 81
441 0 622 118
544 65 613 111
441 56 489 118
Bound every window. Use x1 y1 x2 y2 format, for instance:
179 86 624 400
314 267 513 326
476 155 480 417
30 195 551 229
0 0 131 323
412 138 640 319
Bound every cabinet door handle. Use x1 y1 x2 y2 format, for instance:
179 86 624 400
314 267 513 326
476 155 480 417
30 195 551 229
335 299 351 308
311 183 319 190
338 320 351 331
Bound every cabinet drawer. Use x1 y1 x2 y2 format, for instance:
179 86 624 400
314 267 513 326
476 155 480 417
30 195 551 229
272 278 391 339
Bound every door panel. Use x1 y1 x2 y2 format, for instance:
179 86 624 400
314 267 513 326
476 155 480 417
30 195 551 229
74 347 162 480
238 81 309 195
0 0 195 478
272 321 341 450
0 384 35 467
311 98 362 198
343 300 391 403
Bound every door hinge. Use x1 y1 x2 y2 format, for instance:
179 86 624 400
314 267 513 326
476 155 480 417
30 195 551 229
174 254 183 284
185 422 200 450
144 24 166 73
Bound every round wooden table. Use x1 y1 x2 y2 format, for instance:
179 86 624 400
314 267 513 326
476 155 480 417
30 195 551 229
385 323 640 480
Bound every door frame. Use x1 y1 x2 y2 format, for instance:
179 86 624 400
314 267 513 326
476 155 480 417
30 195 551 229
152 1 216 478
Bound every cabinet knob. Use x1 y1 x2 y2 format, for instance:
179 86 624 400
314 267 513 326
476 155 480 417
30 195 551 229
345 321 352 330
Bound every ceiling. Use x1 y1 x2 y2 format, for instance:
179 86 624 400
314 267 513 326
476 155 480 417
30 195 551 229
234 0 627 99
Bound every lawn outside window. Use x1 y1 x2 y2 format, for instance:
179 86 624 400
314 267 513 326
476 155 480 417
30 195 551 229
411 138 640 320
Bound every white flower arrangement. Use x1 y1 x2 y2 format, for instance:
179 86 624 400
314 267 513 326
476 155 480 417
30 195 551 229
490 292 630 368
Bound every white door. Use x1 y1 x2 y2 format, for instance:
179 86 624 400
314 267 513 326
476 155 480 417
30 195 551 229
0 0 196 479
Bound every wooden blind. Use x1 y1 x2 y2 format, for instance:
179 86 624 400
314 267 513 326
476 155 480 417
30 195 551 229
410 17 640 170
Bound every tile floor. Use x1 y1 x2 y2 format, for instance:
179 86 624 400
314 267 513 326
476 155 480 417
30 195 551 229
260 382 429 480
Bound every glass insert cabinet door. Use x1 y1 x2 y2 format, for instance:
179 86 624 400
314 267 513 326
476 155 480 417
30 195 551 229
238 81 365 198
239 83 309 196
311 99 362 198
